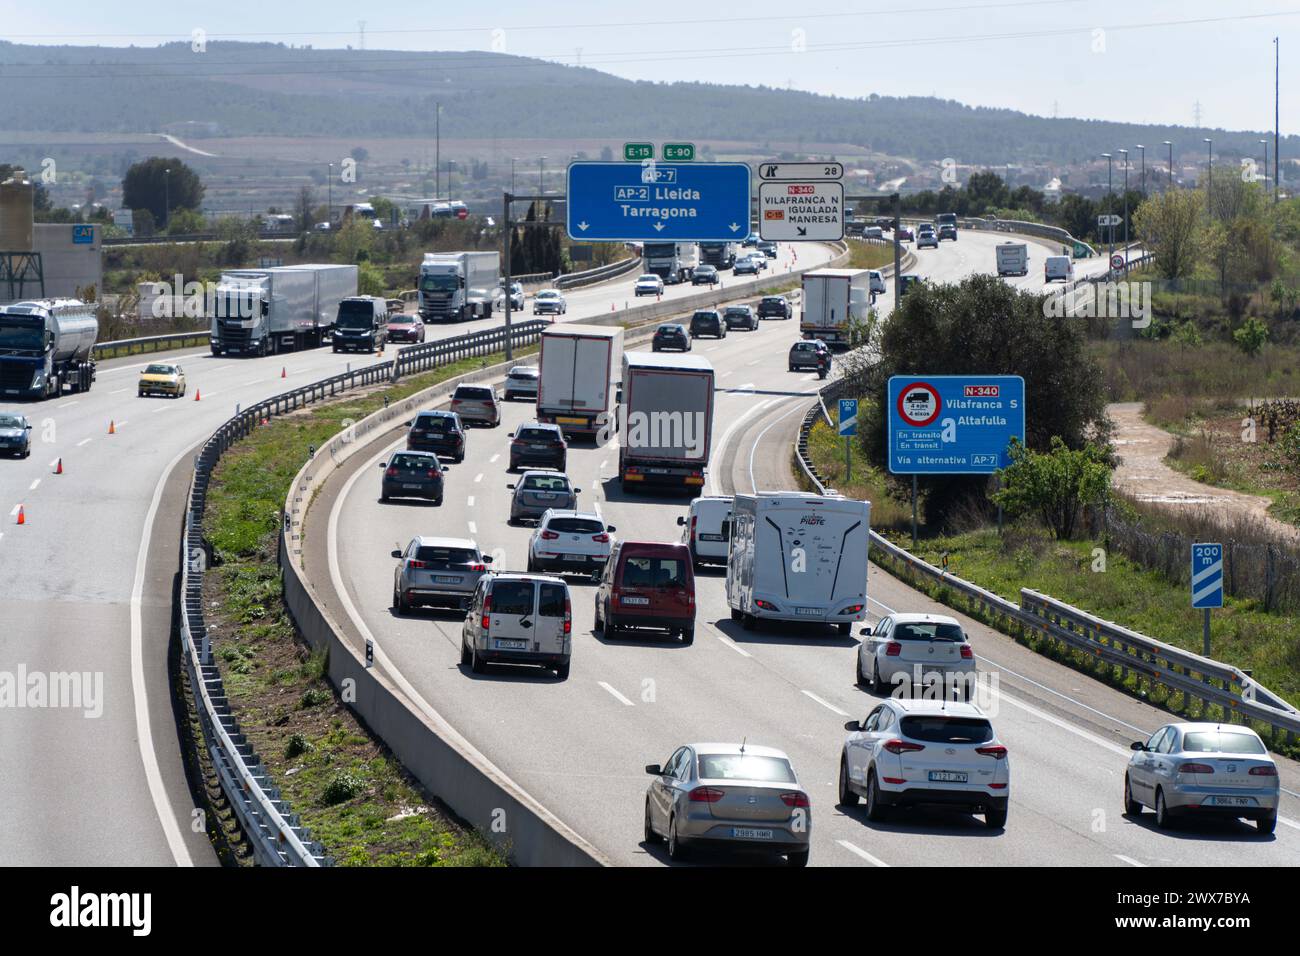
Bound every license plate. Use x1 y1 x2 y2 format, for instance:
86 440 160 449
530 444 549 450
929 770 968 783
731 828 773 840
402 483 422 489
494 639 528 650
622 596 650 605
557 417 585 425
796 607 821 616
435 576 461 584
533 493 555 500
700 534 724 541
1206 795 1256 807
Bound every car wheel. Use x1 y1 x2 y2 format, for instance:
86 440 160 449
667 815 689 862
554 660 570 679
741 612 756 631
984 803 1008 830
460 642 471 667
526 554 536 573
1123 774 1143 816
470 647 487 674
594 598 604 632
644 800 661 844
1154 788 1174 829
434 496 443 506
855 651 868 687
393 586 407 615
1257 811 1278 835
730 607 741 622
838 759 859 806
837 622 851 636
871 659 887 694
786 849 809 868
864 770 888 822
680 628 694 646
380 491 389 502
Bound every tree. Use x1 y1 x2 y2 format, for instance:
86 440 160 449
992 437 1111 540
295 185 316 232
1233 317 1269 356
165 207 206 235
122 157 204 228
1133 187 1206 280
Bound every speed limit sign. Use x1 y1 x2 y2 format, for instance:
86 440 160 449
1110 253 1124 270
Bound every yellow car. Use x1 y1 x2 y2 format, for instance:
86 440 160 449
138 363 187 398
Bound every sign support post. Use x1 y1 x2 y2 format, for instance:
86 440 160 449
1191 542 1224 657
912 474 919 549
502 191 513 361
837 399 858 484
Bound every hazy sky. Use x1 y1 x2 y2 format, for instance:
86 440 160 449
8 0 1296 133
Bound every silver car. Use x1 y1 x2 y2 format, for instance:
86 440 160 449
392 536 492 613
507 470 579 523
858 612 976 698
503 365 540 402
644 742 811 866
1124 722 1279 833
449 383 502 427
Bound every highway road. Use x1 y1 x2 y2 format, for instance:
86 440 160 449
303 229 1300 868
0 240 833 865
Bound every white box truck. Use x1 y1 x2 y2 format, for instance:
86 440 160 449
210 264 357 357
536 324 624 437
618 352 714 493
642 241 698 284
418 251 499 322
725 492 870 635
800 268 873 350
996 242 1029 277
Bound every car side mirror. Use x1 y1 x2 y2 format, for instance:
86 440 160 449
1130 741 1146 751
677 516 686 526
645 764 662 776
390 549 402 558
606 525 615 533
507 484 515 490
378 461 387 468
861 625 872 636
843 720 861 732
482 555 493 563
442 466 450 473
25 424 33 430
573 488 582 495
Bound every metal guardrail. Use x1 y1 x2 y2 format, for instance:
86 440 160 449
554 256 640 290
792 364 1300 746
393 320 548 378
94 329 211 358
178 318 550 865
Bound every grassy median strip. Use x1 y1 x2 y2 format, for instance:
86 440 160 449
200 348 536 866
846 241 896 271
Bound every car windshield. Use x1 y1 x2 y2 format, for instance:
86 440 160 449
420 273 458 293
638 275 658 283
1182 731 1267 755
0 415 24 428
697 754 796 783
900 716 993 744
414 546 478 566
517 428 558 442
892 622 965 642
523 475 570 492
144 365 175 375
537 291 559 299
545 517 604 534
416 415 452 431
622 556 685 588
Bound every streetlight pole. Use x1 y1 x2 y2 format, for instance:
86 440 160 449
435 101 441 200
1163 141 1173 188
1136 144 1146 197
539 156 546 196
1119 149 1129 264
1261 139 1269 191
327 163 333 227
1204 138 1213 213
1102 153 1113 262
163 167 171 229
511 157 517 195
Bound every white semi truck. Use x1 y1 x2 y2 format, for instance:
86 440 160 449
418 251 499 322
725 491 871 635
800 268 873 350
209 264 357 357
642 242 698 284
536 324 624 437
618 352 714 493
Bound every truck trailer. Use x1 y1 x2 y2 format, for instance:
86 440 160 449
642 242 698 284
0 299 98 400
536 324 624 437
209 264 357 357
418 251 499 322
618 352 714 493
800 268 873 350
725 492 870 635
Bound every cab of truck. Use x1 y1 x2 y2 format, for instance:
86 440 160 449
332 296 390 353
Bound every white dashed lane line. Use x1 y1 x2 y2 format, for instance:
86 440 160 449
597 681 635 707
801 689 849 717
837 840 889 867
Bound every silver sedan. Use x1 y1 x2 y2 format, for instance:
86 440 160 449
1124 722 1279 833
644 742 810 866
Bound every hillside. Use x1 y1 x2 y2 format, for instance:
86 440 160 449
0 41 1292 166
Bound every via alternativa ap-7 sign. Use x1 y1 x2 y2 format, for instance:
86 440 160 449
886 375 1025 474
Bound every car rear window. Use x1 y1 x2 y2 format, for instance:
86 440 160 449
523 475 570 491
509 367 539 378
725 307 748 316
516 428 559 442
390 453 437 470
416 415 453 430
455 386 493 400
538 583 567 617
762 297 783 304
414 546 478 566
489 581 534 615
900 716 993 744
1182 731 1267 755
622 556 686 588
546 517 604 534
697 754 796 783
892 622 965 642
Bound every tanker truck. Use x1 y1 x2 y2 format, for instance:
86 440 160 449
0 298 98 400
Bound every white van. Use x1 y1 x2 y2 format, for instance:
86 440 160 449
725 492 871 635
1044 255 1074 283
677 495 734 567
868 270 887 296
461 573 572 678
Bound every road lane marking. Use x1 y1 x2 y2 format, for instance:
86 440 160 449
467 496 475 507
110 387 128 394
490 453 500 463
57 400 79 409
8 505 19 517
707 397 774 496
837 839 889 866
1115 854 1146 867
48 458 59 468
152 406 171 414
802 689 850 717
76 438 92 447
28 480 39 491
474 472 483 483
468 521 477 534
749 403 805 493
598 681 635 706
711 628 752 657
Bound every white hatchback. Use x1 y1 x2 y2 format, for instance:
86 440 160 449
635 274 665 296
527 509 616 575
839 698 1009 828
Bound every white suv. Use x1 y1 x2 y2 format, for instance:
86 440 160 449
635 274 665 297
838 698 1009 828
527 509 615 575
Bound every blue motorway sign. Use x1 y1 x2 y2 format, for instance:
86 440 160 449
566 161 751 242
887 375 1025 474
838 398 858 437
1191 543 1224 609
72 224 94 244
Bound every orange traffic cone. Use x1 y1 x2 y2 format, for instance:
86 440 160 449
16 506 24 525
281 367 287 378
54 458 62 475
108 420 116 435
194 388 201 401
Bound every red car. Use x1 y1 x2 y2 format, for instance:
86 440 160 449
594 541 695 644
387 316 426 343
